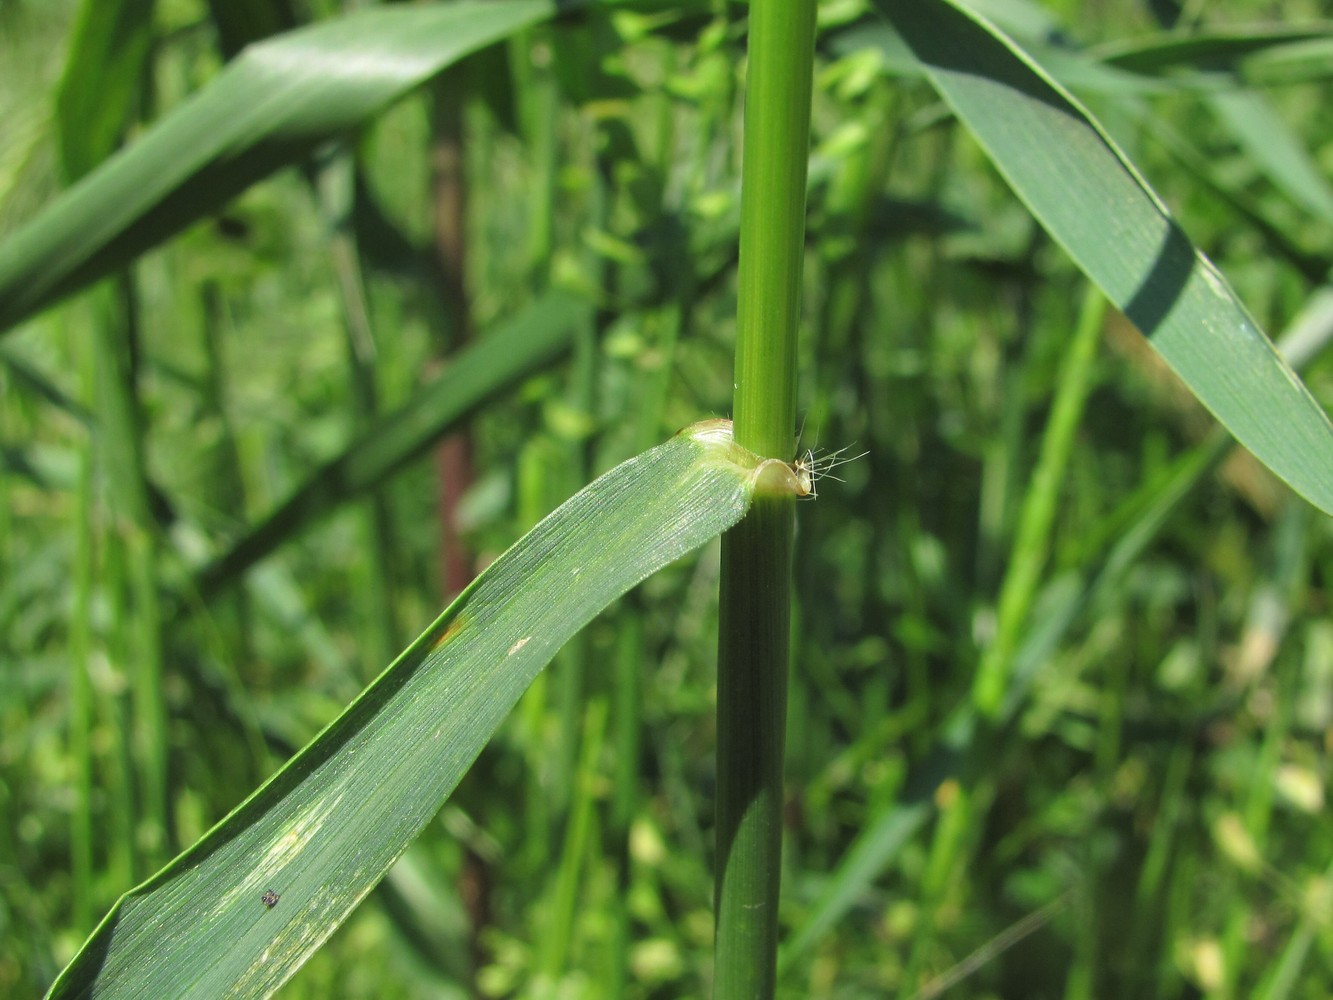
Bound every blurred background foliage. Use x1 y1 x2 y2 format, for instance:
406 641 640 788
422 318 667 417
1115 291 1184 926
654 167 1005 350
2 0 1331 996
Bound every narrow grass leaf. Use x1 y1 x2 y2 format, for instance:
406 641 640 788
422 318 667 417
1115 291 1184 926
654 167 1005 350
46 420 798 999
0 0 557 333
878 0 1333 516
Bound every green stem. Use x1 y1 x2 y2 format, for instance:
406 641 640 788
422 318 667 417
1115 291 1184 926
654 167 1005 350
715 1 816 995
972 286 1106 718
716 500 794 997
730 1 816 460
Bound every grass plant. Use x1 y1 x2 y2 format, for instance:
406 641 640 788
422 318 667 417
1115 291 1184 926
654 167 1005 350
1 0 1332 997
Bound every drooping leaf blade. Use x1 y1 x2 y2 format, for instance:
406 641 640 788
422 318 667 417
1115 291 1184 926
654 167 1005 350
877 0 1333 515
0 0 557 334
46 420 799 999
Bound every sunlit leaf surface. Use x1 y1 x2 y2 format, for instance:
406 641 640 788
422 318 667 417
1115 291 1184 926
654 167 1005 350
878 0 1333 515
47 421 799 999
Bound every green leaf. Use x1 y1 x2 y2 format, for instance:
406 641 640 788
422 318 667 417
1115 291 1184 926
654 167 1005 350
878 0 1333 516
0 0 557 334
47 421 801 999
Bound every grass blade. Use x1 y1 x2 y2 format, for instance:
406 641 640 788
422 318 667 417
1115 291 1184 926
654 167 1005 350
0 0 556 333
47 420 798 999
878 0 1333 515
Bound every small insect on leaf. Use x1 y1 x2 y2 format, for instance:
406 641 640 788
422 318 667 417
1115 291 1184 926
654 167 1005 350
260 889 280 909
